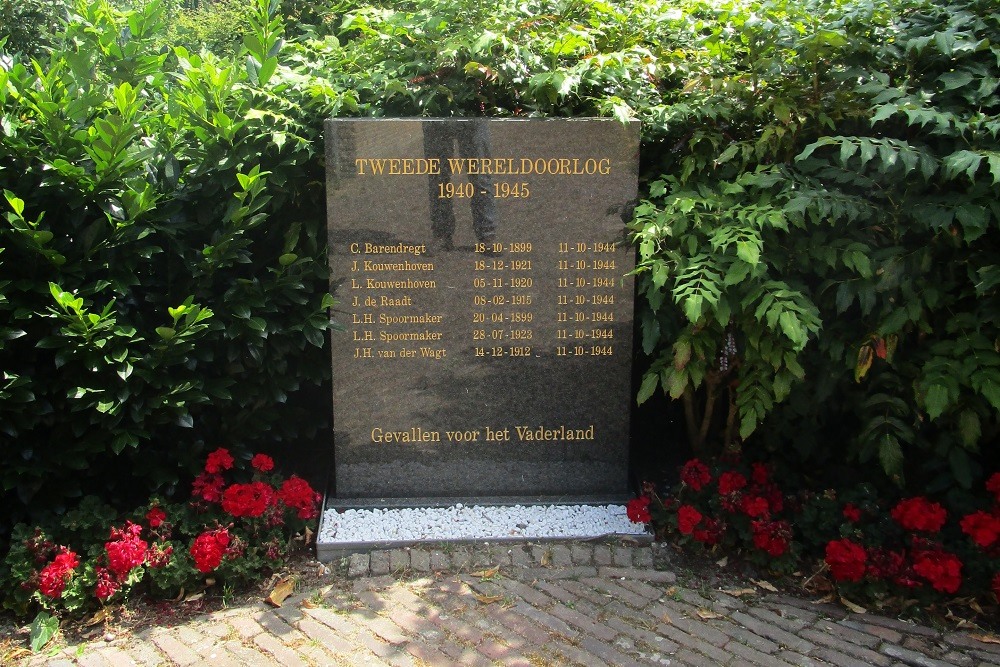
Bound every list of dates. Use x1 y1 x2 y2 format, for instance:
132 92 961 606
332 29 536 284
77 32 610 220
347 240 623 362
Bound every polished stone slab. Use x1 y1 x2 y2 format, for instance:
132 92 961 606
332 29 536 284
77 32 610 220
326 118 639 501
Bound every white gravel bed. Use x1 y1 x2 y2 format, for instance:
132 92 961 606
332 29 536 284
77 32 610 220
318 503 648 545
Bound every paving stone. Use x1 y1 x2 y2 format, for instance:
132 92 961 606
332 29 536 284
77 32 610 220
612 545 634 567
776 650 834 666
530 544 550 566
725 639 799 667
371 551 391 576
389 549 411 572
516 565 599 580
813 619 882 649
943 631 1000 655
598 566 676 582
799 628 893 666
880 643 956 667
510 545 534 568
511 601 579 639
810 646 885 667
840 619 904 644
634 547 654 568
430 549 451 571
409 549 431 572
714 618 781 654
673 646 728 667
549 544 574 567
576 633 644 667
593 544 613 566
729 610 816 654
150 632 201 666
570 543 594 565
939 651 975 667
348 552 371 577
353 574 396 592
451 546 473 571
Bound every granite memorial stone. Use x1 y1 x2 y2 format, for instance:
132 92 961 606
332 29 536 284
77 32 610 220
326 118 640 503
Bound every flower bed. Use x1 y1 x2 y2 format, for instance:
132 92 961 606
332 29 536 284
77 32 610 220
631 457 1000 615
2 449 320 618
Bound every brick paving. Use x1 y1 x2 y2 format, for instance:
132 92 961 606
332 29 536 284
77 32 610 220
13 541 1000 666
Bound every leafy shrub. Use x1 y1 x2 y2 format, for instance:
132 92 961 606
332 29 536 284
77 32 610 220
0 0 333 530
161 0 257 57
632 0 1000 493
0 0 69 58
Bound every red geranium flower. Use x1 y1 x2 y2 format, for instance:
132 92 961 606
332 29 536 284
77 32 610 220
146 506 166 528
842 503 862 523
277 476 321 519
677 505 703 535
750 462 769 485
37 548 79 599
912 548 962 594
825 538 867 582
193 472 225 503
626 496 652 524
987 472 1000 503
718 471 747 496
890 497 947 533
94 567 119 601
204 447 234 474
739 495 771 519
959 511 1000 549
751 519 791 557
680 459 711 491
190 528 231 573
222 481 276 518
105 522 148 578
251 453 275 472
693 517 724 545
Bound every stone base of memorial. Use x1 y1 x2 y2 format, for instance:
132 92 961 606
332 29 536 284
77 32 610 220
316 499 650 561
322 118 641 553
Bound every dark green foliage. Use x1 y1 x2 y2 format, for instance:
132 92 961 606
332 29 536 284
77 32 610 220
633 0 1000 492
0 0 333 528
0 0 69 58
162 0 257 57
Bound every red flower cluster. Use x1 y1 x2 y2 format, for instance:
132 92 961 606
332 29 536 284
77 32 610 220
825 538 867 582
680 459 711 491
960 511 1000 549
912 548 962 594
204 447 234 474
146 506 166 528
718 471 747 496
890 497 947 533
251 453 275 472
842 503 862 523
221 481 276 518
987 472 1000 504
105 522 148 578
866 548 920 588
94 567 118 601
277 476 321 519
677 505 702 535
692 516 724 545
626 496 651 523
751 519 790 557
739 495 771 519
37 548 80 599
190 528 231 573
192 472 225 503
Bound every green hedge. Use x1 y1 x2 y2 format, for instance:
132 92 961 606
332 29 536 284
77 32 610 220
0 0 333 530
